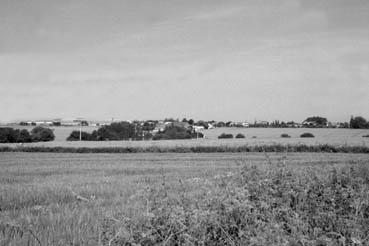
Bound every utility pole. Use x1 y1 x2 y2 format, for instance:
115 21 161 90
79 121 82 141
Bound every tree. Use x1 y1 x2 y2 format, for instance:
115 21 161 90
188 119 194 125
195 120 209 129
153 125 195 140
350 116 368 129
0 128 32 143
17 129 32 142
31 126 55 142
92 122 135 140
66 131 94 141
304 116 328 127
218 133 233 139
300 132 314 138
0 127 16 143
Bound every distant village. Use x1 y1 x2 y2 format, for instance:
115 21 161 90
15 116 352 131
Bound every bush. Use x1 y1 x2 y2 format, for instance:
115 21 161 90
350 116 368 129
218 133 233 139
121 163 369 245
93 122 135 140
31 126 55 142
304 116 328 127
363 135 369 138
281 133 291 138
1 144 369 153
191 131 204 139
300 132 314 138
66 131 94 141
235 133 245 138
0 128 32 143
66 122 156 141
17 129 32 143
0 128 17 143
153 126 194 140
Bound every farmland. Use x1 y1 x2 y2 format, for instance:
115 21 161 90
1 152 369 245
1 127 369 149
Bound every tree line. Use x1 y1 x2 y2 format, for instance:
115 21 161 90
0 126 55 143
67 122 203 141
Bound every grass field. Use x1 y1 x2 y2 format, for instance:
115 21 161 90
1 152 369 245
2 127 369 149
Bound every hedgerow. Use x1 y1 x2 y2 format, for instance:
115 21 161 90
1 144 369 153
100 163 369 245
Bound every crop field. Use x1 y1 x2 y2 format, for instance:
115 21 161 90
2 127 369 149
1 152 369 245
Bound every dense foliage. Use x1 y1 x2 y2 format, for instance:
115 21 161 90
93 122 135 140
2 144 369 153
235 133 245 138
66 131 95 141
281 133 291 138
66 122 151 141
2 152 369 245
304 116 328 126
0 127 53 143
113 163 369 245
218 133 234 139
30 126 55 142
153 125 203 140
350 116 369 129
300 132 315 138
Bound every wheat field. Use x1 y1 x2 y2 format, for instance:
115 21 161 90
1 152 369 245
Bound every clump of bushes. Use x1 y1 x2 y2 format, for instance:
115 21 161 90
111 163 369 245
235 133 245 138
66 131 95 141
300 132 315 138
66 122 154 141
0 127 54 143
30 126 55 142
218 133 233 139
280 133 291 138
66 122 198 141
1 144 369 153
363 135 369 138
153 126 203 140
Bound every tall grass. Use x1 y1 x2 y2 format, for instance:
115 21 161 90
2 160 369 245
1 143 369 153
1 153 369 245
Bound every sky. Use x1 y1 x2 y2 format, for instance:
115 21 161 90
1 0 369 123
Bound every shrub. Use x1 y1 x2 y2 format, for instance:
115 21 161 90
363 135 369 138
218 133 233 139
17 129 32 143
191 131 204 139
304 116 328 127
120 163 369 245
153 126 194 140
0 128 32 143
31 126 55 142
300 132 314 138
94 122 135 140
66 131 94 141
281 133 291 138
0 128 17 143
235 133 245 138
1 144 369 153
350 116 368 129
